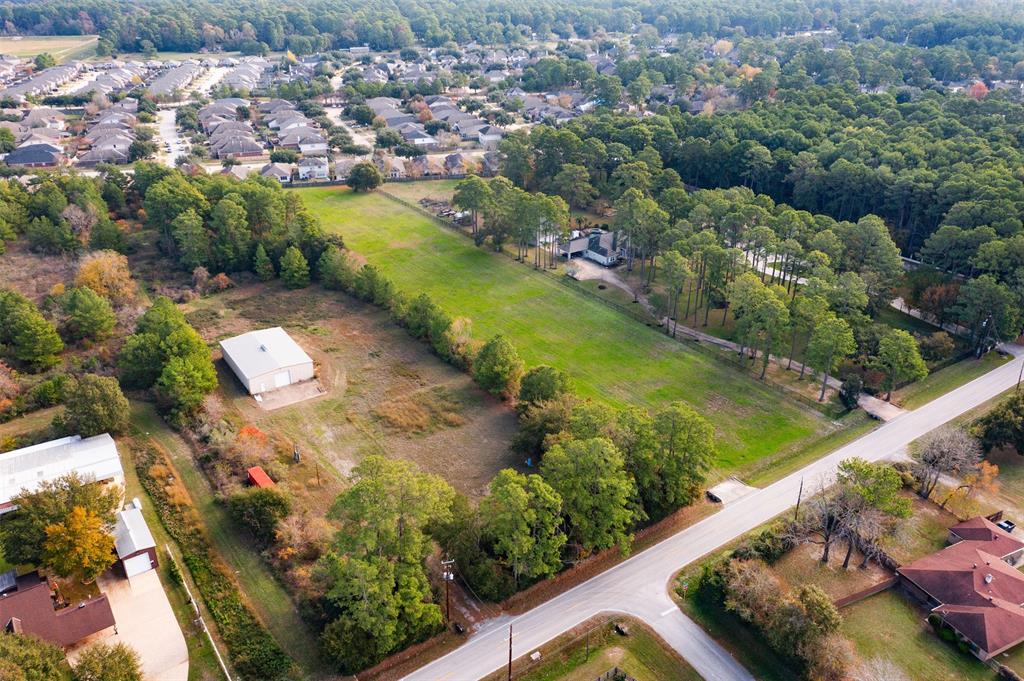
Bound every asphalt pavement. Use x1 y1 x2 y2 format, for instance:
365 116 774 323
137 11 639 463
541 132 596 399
404 346 1024 681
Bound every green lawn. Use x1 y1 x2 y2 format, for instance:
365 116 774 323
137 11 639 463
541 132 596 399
514 620 701 681
131 404 329 679
841 590 994 681
299 186 829 471
876 305 944 336
893 351 1010 410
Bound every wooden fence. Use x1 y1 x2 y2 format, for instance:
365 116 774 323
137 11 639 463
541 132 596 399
834 576 898 609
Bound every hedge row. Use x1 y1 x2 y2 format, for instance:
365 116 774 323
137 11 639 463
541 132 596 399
132 441 294 680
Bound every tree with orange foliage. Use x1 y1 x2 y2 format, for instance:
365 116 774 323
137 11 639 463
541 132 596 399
75 250 137 307
968 81 989 100
940 460 999 511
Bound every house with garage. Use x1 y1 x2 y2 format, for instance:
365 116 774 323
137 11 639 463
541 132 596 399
898 516 1024 661
219 327 315 395
0 433 124 514
558 229 626 266
113 499 158 579
260 162 293 183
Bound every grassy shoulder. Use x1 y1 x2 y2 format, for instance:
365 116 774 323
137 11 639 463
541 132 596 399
130 404 329 679
893 351 1010 410
485 617 700 681
299 186 830 472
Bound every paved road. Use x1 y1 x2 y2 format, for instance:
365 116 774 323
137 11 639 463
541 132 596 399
405 347 1024 681
155 108 184 168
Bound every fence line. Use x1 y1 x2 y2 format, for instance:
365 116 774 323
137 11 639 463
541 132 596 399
834 576 898 609
378 189 840 416
164 544 234 681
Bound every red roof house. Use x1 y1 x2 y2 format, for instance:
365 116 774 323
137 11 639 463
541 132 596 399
898 517 1024 660
0 573 115 648
246 466 275 488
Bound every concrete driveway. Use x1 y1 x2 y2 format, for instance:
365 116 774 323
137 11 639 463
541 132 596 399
92 569 189 681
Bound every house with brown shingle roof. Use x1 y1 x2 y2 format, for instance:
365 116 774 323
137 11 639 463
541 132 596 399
0 572 115 648
898 517 1024 660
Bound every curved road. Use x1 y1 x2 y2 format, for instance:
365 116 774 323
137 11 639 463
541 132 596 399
405 347 1024 681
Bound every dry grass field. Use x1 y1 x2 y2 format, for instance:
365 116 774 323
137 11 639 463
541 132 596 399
183 280 520 498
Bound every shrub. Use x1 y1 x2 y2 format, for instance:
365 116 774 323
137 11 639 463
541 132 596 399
919 331 955 362
228 487 292 548
473 335 524 398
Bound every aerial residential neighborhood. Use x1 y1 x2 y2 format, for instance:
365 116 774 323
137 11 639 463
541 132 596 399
2 1 1024 681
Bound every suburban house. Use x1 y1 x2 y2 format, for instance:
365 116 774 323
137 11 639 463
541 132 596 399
4 143 63 168
297 155 329 181
113 499 158 579
219 327 315 395
0 433 124 514
0 572 116 648
558 229 626 266
898 516 1024 661
260 162 293 183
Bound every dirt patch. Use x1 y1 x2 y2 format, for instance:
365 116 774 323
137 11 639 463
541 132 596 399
184 281 519 498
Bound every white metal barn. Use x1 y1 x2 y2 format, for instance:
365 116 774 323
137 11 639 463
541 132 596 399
114 500 158 578
219 327 315 395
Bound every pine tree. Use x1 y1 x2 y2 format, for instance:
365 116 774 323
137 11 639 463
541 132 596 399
253 243 275 281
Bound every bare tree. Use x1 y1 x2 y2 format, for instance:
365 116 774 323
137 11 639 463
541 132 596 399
793 483 850 564
913 427 982 499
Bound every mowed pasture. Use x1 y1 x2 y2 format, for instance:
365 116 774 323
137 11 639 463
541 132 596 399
298 186 832 471
0 35 97 60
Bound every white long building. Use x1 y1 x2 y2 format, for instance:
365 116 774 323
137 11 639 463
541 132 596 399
0 433 124 513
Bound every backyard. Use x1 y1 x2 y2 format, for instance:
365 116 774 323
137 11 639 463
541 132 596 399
298 185 832 474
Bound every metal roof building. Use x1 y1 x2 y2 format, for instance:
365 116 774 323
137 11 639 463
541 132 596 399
0 434 123 513
219 327 315 395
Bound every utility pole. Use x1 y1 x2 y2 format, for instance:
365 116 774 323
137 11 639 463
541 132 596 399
793 477 804 522
1017 355 1024 394
507 624 513 681
441 557 455 623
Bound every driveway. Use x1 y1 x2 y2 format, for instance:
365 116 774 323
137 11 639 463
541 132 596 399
404 346 1024 681
90 569 189 681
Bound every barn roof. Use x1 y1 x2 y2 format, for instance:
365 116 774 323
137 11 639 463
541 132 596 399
219 327 312 380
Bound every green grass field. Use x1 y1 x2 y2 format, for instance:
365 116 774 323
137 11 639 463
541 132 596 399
299 186 829 472
514 619 701 681
0 35 98 60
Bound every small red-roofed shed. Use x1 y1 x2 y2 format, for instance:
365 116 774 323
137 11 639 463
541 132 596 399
247 466 275 488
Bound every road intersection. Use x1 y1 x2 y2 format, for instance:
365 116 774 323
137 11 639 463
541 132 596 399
405 346 1024 681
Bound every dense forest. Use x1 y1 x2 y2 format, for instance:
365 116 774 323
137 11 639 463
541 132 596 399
1 0 1023 61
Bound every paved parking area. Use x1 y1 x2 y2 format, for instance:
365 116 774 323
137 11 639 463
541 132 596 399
78 570 189 681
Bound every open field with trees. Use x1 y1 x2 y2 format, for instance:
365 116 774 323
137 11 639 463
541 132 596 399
299 185 830 472
182 280 519 496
